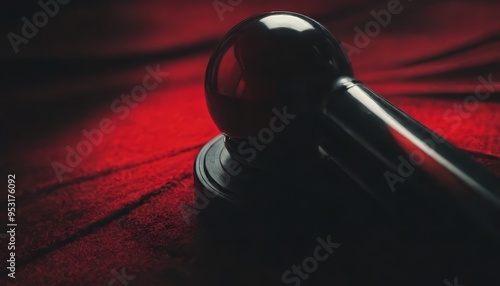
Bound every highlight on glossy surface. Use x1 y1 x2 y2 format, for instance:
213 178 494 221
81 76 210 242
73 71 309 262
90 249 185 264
205 11 353 139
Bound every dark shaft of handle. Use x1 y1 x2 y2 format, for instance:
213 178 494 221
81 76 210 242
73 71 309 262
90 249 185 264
319 77 500 235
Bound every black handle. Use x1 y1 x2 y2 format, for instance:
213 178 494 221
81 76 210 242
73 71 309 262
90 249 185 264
319 76 500 235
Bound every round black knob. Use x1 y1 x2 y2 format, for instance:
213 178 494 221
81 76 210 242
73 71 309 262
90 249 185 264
205 11 353 139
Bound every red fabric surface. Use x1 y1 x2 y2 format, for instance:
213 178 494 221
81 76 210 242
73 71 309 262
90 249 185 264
2 0 500 285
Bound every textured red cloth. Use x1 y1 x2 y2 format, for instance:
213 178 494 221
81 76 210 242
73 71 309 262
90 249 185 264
2 0 500 285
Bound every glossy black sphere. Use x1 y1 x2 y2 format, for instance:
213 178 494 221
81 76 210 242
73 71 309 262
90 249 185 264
205 11 353 139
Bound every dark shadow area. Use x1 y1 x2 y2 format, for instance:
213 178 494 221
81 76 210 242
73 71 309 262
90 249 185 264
192 157 500 286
